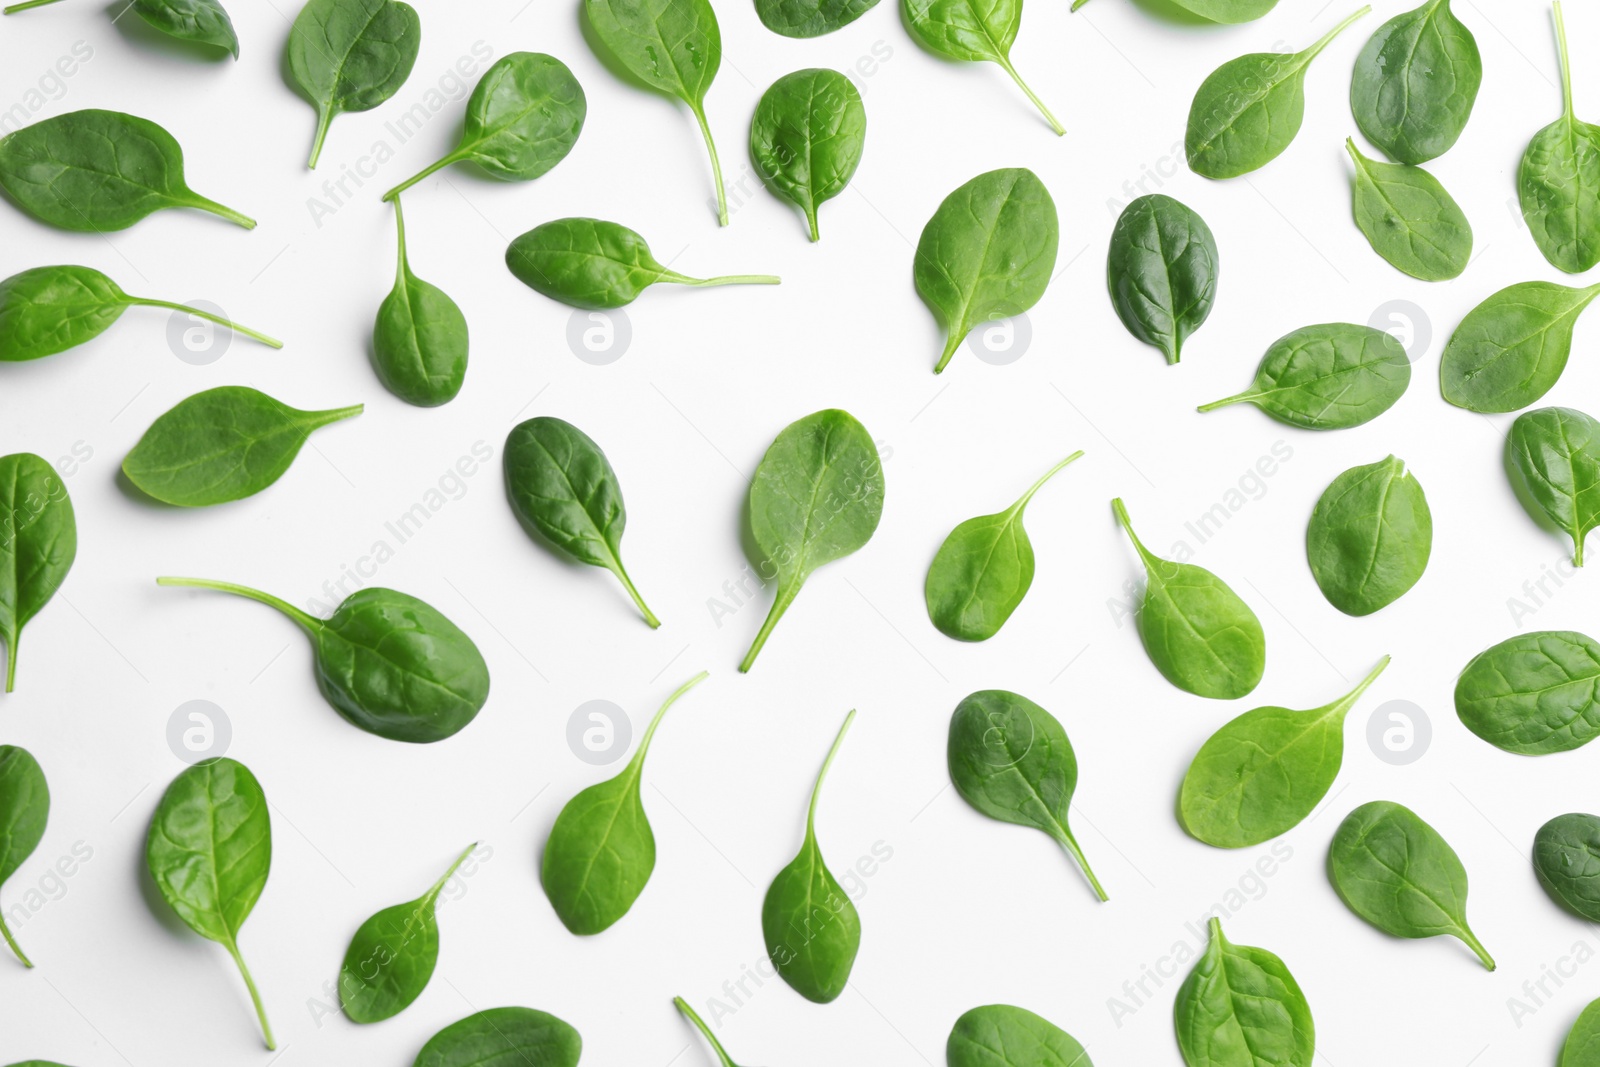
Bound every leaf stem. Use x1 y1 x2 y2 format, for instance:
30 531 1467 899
1555 1 1573 118
1196 391 1254 413
631 671 710 771
805 205 820 243
806 710 856 837
1576 533 1586 568
3 0 65 11
933 330 962 375
308 109 332 170
156 576 322 632
1070 0 1093 9
1326 655 1391 719
1461 927 1496 971
392 195 410 282
1012 451 1086 514
670 273 782 289
227 942 276 1050
739 587 794 672
612 562 661 629
1056 829 1109 902
995 56 1065 136
423 841 480 906
383 151 460 202
1110 497 1153 563
125 298 282 349
3 628 16 694
183 194 256 230
308 404 365 429
1303 5 1371 60
0 911 31 967
692 104 729 227
674 996 737 1067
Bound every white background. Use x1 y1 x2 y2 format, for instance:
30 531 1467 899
2 0 1598 1064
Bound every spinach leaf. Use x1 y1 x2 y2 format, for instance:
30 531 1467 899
1306 456 1431 616
147 758 275 1048
506 218 779 310
1520 2 1600 275
763 710 860 1003
383 52 586 201
1327 800 1495 969
503 416 659 628
925 452 1083 642
287 0 420 169
1179 657 1390 849
0 109 254 230
1175 918 1313 1067
741 409 884 672
0 454 75 694
914 168 1058 374
757 0 876 37
1112 498 1264 700
901 0 1062 135
541 672 708 934
340 842 476 1024
131 0 240 58
1106 194 1218 365
750 69 865 242
156 577 491 743
583 0 728 224
1350 0 1480 164
947 689 1107 901
1454 630 1600 755
947 1004 1092 1067
1198 323 1409 429
1185 7 1370 179
1563 998 1600 1067
1507 406 1600 565
123 386 362 506
1439 280 1600 413
0 746 47 968
413 1007 581 1067
1534 813 1600 921
374 198 467 407
1072 0 1275 21
675 996 750 1066
0 264 280 362
1345 139 1472 281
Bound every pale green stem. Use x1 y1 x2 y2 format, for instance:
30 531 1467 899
1555 1 1573 117
1110 497 1153 564
660 270 781 289
630 671 710 772
806 710 856 836
1302 6 1371 61
739 586 795 673
156 576 322 632
308 109 332 170
124 297 282 349
227 942 276 1049
933 330 963 375
0 911 32 967
4 0 65 12
805 204 820 243
674 996 737 1067
1196 391 1254 413
692 104 729 226
996 56 1065 136
1461 927 1496 971
611 562 661 629
1070 0 1093 9
1576 533 1586 568
4 628 16 694
1056 828 1109 902
422 841 480 907
182 194 256 230
383 150 462 202
1011 452 1086 515
392 195 410 283
1324 655 1391 719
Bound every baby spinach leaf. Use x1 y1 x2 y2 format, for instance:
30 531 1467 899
1507 406 1600 565
1112 498 1264 701
0 109 254 230
1439 280 1600 413
340 842 476 1024
1520 2 1600 275
1563 998 1600 1067
750 69 865 242
541 672 708 934
925 452 1083 642
506 218 779 310
1345 139 1472 281
147 758 275 1048
1179 657 1390 849
1072 0 1274 20
1106 194 1218 365
503 416 659 628
914 167 1058 374
1175 918 1313 1067
675 996 751 1066
1328 800 1495 969
0 264 280 363
901 0 1062 135
756 0 876 37
1198 323 1410 429
156 577 491 743
0 746 47 968
741 410 884 672
1306 456 1431 616
373 198 467 407
288 0 420 169
763 710 860 1003
1454 630 1600 755
948 689 1107 901
1534 813 1600 922
1350 0 1480 165
1185 7 1370 179
947 1004 1092 1067
413 1007 581 1067
0 454 75 694
131 0 240 58
383 52 586 201
123 386 362 506
584 0 728 224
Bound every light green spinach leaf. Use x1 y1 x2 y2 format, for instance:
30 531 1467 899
902 0 1061 135
374 198 468 407
756 0 877 37
0 454 76 693
1199 323 1410 429
1439 280 1600 413
947 1004 1092 1067
287 0 421 169
413 1007 581 1067
1350 0 1480 164
0 746 47 968
1454 630 1600 755
131 0 239 57
1520 2 1600 275
1507 406 1600 566
1175 918 1314 1067
1346 139 1472 281
750 69 865 241
1306 456 1431 615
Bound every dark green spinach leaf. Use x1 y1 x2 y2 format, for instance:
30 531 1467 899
1350 0 1480 164
902 0 1062 135
1439 280 1600 413
1106 193 1218 364
131 0 240 57
1346 139 1472 281
756 0 876 37
750 69 865 241
288 0 421 169
1534 813 1600 922
1507 406 1600 565
374 198 467 407
1199 323 1410 429
1520 2 1600 275
1454 630 1600 755
1175 918 1313 1067
1306 456 1431 615
413 1007 581 1067
0 746 47 968
0 453 76 693
947 1004 1092 1067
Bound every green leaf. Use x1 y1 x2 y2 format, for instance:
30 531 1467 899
1306 455 1431 616
1506 406 1600 566
756 0 877 37
1454 630 1600 755
1106 194 1218 364
1179 658 1390 848
373 198 468 407
740 410 884 672
287 0 421 169
0 746 48 968
901 0 1062 135
914 168 1058 374
1174 918 1314 1067
1327 800 1495 970
156 577 491 743
1112 498 1264 701
1562 997 1600 1067
130 0 240 58
674 997 749 1066
1534 813 1600 922
1345 139 1472 281
503 416 658 628
1350 0 1481 164
0 109 254 230
925 452 1082 641
1185 7 1370 179
413 1007 581 1067
541 673 708 934
146 758 275 1048
122 386 362 506
1439 280 1600 413
750 68 866 241
0 453 76 693
947 1004 1092 1067
1520 2 1600 274
947 689 1107 901
1198 323 1410 429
